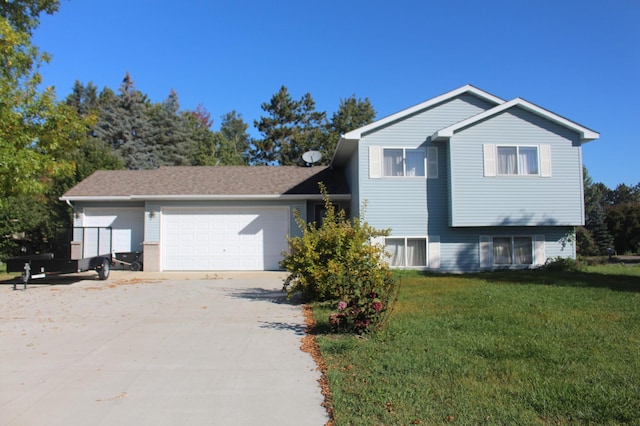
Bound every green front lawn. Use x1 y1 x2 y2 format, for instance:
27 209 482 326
314 265 640 425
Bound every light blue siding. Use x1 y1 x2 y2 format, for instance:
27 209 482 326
449 107 584 227
357 94 495 234
145 202 161 241
436 226 575 272
350 93 584 272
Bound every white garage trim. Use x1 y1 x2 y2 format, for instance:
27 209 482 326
161 206 290 271
83 208 145 256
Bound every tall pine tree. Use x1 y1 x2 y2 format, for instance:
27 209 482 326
147 89 194 167
252 86 327 165
94 73 152 169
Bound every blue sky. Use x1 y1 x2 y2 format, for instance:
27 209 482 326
33 0 639 188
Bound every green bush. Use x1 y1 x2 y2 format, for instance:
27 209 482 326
280 184 399 333
542 256 584 272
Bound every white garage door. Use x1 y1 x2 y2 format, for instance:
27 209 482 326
83 208 145 256
162 207 290 271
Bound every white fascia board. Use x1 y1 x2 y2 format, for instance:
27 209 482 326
330 136 359 166
59 195 132 202
343 85 505 140
131 194 350 201
62 194 351 202
432 98 600 142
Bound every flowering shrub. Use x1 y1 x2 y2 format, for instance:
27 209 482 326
328 266 399 333
281 183 400 333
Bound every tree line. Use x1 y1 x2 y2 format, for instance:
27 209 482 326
65 75 376 170
0 1 376 257
580 167 640 256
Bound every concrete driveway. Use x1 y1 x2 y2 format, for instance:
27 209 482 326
0 271 328 425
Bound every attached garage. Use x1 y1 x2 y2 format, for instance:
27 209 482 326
61 166 350 272
161 207 290 271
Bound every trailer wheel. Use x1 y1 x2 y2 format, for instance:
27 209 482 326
97 259 110 280
131 261 142 271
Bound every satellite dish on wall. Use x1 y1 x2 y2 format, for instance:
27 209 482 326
302 150 322 166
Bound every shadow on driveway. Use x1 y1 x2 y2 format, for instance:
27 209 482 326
227 287 308 335
0 272 102 289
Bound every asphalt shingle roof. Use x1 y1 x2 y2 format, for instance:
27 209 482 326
62 166 350 199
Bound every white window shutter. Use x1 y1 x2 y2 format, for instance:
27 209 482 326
534 235 546 266
428 236 440 269
427 146 439 178
483 144 496 177
479 236 492 268
539 145 552 177
369 146 382 179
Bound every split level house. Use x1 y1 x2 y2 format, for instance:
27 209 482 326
61 85 599 273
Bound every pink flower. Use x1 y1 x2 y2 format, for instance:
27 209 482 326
372 301 383 312
337 301 348 311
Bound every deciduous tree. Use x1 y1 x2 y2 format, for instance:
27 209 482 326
0 17 88 200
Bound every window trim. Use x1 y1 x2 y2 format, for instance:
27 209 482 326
384 236 428 268
496 145 540 176
492 235 533 266
484 144 552 178
382 147 426 178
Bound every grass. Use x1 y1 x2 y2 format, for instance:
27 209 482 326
313 264 640 425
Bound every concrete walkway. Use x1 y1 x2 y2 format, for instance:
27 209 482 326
0 271 328 425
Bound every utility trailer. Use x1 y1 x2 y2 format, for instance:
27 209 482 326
5 227 113 290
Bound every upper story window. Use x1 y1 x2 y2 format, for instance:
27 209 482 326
383 148 425 177
484 144 551 178
370 146 438 179
497 146 539 175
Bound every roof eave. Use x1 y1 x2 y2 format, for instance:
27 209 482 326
61 194 352 202
330 136 359 167
431 98 600 143
343 84 505 140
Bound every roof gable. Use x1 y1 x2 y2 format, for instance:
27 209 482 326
341 85 504 141
331 85 504 166
431 98 599 142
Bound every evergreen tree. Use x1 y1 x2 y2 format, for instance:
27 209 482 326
191 111 250 166
219 110 250 165
147 89 194 166
66 80 99 117
326 95 376 164
581 167 614 255
94 73 151 169
252 86 327 165
117 73 152 169
185 106 217 166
